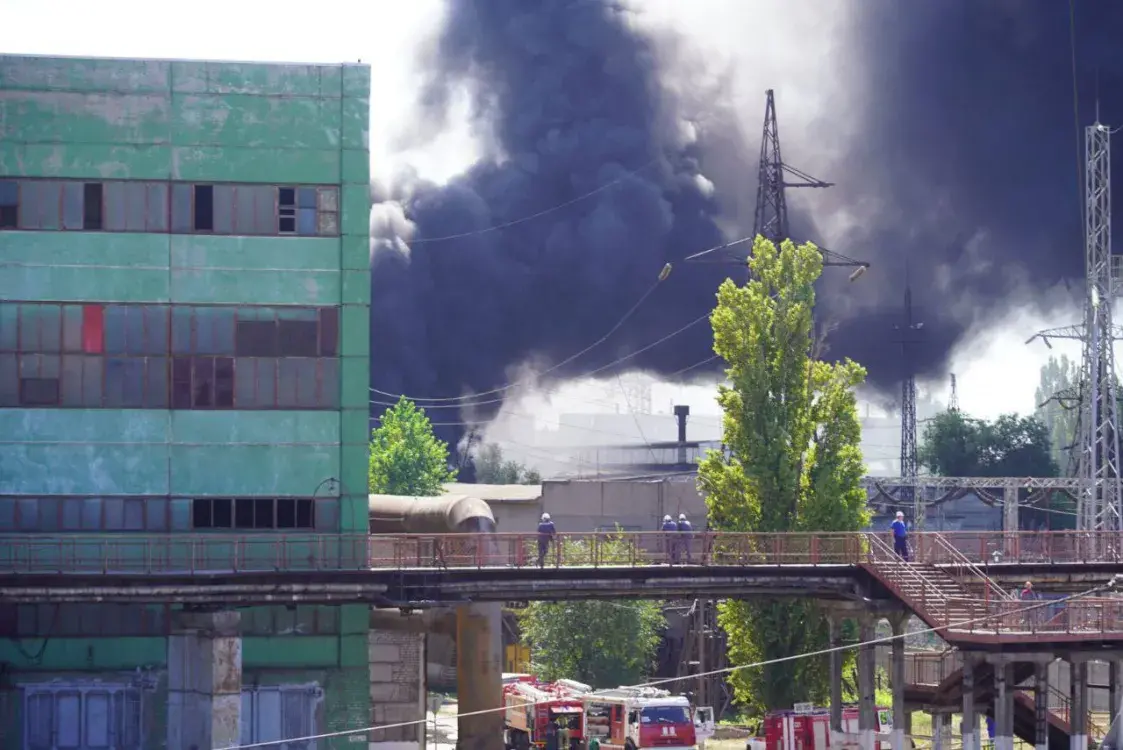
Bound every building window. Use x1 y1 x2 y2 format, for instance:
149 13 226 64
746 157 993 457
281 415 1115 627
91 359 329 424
192 497 316 530
240 685 319 750
0 178 340 236
1 302 338 410
0 180 16 228
0 496 165 532
278 186 339 236
24 683 142 750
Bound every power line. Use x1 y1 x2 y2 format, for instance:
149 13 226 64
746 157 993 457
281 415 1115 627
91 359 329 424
405 159 660 244
216 584 1111 749
371 311 711 407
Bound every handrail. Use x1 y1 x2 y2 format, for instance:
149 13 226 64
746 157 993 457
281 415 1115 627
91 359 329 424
1046 683 1106 738
931 532 1015 603
865 534 957 626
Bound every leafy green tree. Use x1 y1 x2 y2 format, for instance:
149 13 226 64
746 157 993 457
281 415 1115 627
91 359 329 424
518 534 665 687
918 411 1069 528
698 237 869 712
475 443 542 484
1035 354 1078 470
369 396 457 495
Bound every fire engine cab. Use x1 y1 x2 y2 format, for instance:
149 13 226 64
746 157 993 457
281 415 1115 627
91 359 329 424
583 686 708 750
503 678 591 750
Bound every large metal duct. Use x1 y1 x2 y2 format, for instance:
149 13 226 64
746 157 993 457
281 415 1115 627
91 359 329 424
368 493 497 534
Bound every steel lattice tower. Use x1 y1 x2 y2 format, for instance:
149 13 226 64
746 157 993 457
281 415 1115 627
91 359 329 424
752 89 832 243
899 284 919 483
1031 119 1121 531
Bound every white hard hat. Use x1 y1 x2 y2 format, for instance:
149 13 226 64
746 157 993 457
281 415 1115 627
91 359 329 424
664 515 672 522
896 511 904 518
542 513 551 521
678 513 687 521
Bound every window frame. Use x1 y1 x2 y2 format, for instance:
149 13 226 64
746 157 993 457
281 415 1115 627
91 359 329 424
190 497 319 531
2 302 339 411
0 178 341 236
22 682 143 750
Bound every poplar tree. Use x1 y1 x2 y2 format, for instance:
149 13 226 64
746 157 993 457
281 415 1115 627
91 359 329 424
698 237 868 711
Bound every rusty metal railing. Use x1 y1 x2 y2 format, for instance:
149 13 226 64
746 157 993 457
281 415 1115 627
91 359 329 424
2 530 1123 573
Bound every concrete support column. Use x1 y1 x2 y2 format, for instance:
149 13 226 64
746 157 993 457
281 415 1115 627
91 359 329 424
456 603 503 750
1111 660 1123 721
857 617 878 750
962 656 978 750
829 615 844 735
1034 663 1049 750
888 615 907 750
993 658 1015 750
167 610 242 750
1071 659 1088 750
931 713 949 750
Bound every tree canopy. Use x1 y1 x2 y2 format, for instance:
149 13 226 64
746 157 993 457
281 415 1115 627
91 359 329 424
698 236 868 712
918 410 1067 528
474 443 542 485
368 396 457 496
1035 354 1079 471
919 411 1057 478
518 534 664 687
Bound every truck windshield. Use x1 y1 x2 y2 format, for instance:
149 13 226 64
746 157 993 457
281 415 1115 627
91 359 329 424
641 706 689 724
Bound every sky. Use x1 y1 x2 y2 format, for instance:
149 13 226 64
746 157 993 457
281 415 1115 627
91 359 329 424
0 0 1088 463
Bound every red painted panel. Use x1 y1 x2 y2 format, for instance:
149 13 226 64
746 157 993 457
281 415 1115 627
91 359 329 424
82 304 104 353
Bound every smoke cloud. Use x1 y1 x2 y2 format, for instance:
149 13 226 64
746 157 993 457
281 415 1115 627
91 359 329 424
370 0 1123 442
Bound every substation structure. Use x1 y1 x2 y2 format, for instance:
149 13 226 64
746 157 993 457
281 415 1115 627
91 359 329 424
5 522 1123 750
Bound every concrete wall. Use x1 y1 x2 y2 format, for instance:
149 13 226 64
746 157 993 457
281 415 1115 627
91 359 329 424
0 53 371 749
542 477 706 532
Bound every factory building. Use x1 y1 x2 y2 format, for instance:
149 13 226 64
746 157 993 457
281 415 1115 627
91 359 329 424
0 54 372 748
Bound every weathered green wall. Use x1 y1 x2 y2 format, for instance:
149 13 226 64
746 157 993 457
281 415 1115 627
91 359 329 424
0 54 372 748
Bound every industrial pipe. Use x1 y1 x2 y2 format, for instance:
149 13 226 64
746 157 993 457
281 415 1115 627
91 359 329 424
368 493 497 534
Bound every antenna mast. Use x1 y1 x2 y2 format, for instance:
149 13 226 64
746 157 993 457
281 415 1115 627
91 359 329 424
949 374 959 412
1029 118 1121 532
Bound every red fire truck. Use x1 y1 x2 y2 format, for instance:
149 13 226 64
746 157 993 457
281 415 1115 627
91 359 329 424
503 678 591 750
583 687 704 749
746 703 894 750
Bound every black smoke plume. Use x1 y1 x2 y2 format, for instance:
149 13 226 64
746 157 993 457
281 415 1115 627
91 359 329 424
370 0 1123 444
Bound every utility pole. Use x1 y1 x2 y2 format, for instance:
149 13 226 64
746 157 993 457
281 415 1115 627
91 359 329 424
682 90 868 277
1029 116 1122 534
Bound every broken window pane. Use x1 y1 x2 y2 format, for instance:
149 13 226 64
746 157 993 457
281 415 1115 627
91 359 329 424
278 320 318 357
85 183 104 230
194 185 214 231
317 187 338 212
317 210 338 235
62 182 84 230
236 319 278 357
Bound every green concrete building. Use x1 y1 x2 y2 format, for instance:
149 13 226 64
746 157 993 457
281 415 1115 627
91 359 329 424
0 54 372 748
